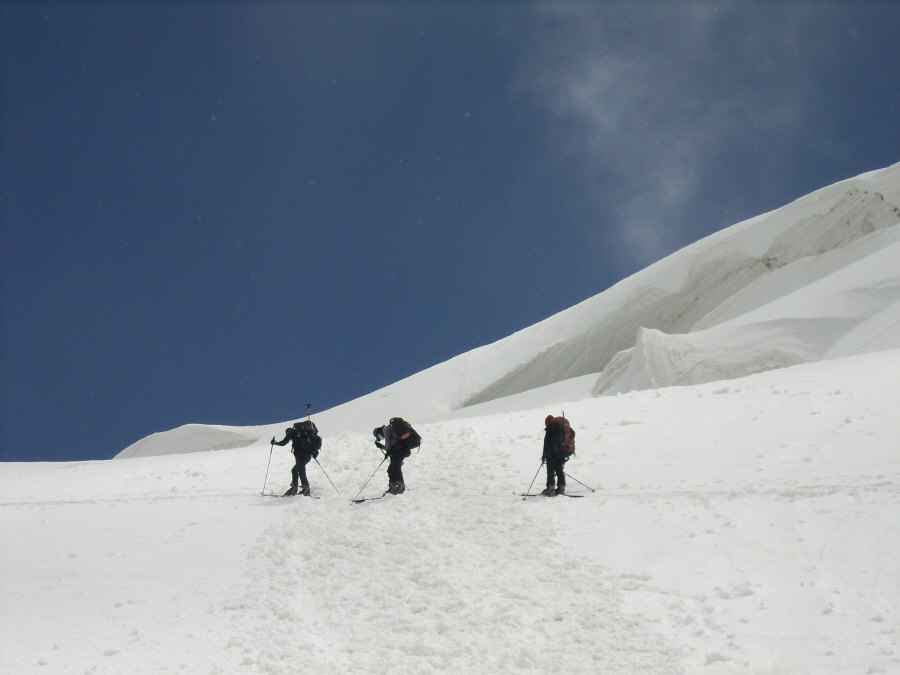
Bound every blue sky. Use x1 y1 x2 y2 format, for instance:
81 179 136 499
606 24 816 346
2 2 898 462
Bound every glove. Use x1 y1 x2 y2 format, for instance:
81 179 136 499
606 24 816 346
375 441 385 450
312 450 319 459
270 437 276 444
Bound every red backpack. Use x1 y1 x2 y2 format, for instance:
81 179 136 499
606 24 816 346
547 415 576 455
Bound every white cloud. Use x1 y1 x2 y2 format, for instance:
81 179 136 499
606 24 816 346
518 3 830 274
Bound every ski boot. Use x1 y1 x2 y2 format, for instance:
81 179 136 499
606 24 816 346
283 485 298 496
300 485 310 496
554 486 566 496
395 481 406 494
541 486 556 497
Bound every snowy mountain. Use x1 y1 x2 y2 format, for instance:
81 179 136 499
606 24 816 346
117 162 900 459
2 164 898 675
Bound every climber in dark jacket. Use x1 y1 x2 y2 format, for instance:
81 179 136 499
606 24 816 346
272 421 321 496
373 417 420 494
541 415 568 496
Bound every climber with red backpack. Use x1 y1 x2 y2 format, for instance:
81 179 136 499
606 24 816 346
541 414 575 496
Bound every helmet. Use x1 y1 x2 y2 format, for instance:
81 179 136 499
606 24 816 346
545 415 555 426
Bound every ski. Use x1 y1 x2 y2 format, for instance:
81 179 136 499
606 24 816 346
261 492 320 499
515 492 585 499
351 490 391 504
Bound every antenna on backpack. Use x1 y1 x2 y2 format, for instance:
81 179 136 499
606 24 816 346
306 402 312 421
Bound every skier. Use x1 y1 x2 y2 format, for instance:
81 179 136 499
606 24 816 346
373 417 420 494
272 420 321 496
541 414 569 496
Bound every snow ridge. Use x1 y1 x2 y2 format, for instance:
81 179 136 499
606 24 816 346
116 162 900 459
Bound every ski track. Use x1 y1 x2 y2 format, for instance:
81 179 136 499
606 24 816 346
218 430 682 675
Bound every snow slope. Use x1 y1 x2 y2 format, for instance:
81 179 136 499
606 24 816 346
2 164 899 674
115 162 900 460
2 351 898 674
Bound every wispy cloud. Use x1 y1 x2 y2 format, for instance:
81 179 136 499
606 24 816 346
517 3 831 275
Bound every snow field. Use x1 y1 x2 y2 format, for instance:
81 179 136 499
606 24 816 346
558 353 899 673
223 427 681 674
2 349 898 674
0 446 297 673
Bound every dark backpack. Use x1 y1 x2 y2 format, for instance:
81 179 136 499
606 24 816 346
549 416 575 455
293 420 322 451
389 417 421 449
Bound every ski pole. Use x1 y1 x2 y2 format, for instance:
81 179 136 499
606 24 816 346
260 441 275 495
350 455 387 504
314 457 341 496
564 471 596 492
522 460 544 500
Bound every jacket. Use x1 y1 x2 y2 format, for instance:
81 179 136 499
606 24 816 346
542 419 567 461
